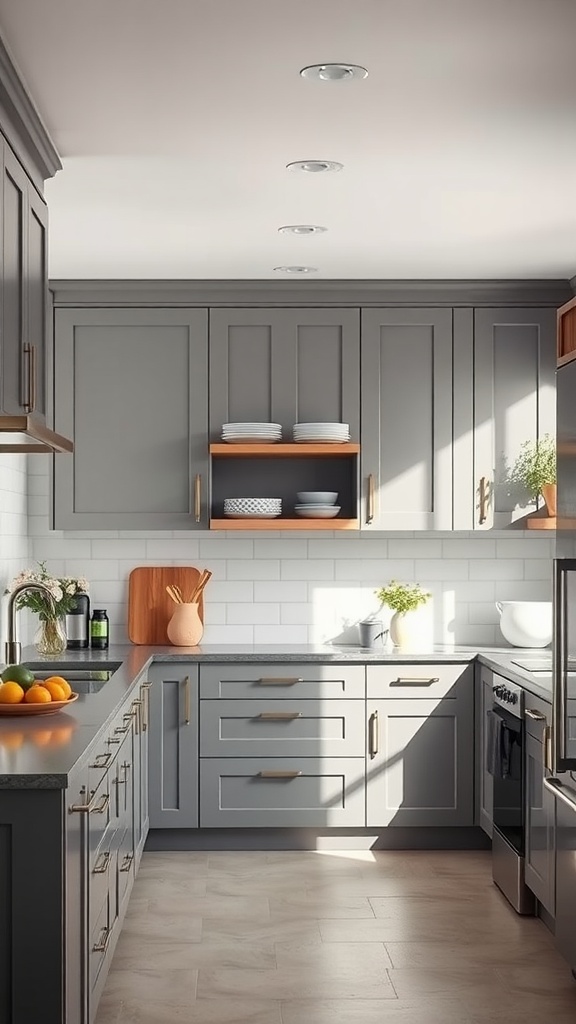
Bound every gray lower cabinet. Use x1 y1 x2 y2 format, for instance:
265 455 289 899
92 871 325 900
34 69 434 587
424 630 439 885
148 664 199 828
454 307 557 529
53 308 209 529
476 665 494 837
360 308 453 530
524 698 555 916
366 664 475 826
199 757 366 828
209 308 360 439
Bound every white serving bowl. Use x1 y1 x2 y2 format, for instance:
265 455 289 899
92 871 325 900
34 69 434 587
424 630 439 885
496 601 552 648
295 505 341 519
296 491 338 504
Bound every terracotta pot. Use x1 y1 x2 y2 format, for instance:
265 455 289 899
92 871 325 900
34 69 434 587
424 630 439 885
166 603 204 646
541 483 557 517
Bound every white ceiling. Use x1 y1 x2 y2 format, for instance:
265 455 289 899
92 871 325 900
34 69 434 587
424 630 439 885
0 0 575 280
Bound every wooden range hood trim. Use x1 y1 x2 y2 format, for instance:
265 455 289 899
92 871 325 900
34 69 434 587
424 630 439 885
0 415 73 453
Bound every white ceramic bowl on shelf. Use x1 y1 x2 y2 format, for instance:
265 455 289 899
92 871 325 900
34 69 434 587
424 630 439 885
294 505 341 519
296 491 338 504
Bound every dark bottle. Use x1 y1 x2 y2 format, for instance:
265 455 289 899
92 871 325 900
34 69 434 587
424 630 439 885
66 592 90 650
90 609 109 650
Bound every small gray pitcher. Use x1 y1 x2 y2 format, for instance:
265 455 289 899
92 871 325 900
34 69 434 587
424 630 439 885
358 619 386 649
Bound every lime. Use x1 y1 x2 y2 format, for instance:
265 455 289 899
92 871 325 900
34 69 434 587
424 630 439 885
1 664 35 690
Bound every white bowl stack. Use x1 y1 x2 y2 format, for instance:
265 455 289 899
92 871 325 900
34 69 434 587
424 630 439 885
294 491 340 519
223 497 282 519
293 422 350 443
222 422 282 443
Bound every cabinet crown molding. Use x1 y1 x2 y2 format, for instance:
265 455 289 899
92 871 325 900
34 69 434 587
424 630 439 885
50 278 573 308
0 31 61 185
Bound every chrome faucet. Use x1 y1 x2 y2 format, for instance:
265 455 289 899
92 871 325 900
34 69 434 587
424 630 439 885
5 581 55 665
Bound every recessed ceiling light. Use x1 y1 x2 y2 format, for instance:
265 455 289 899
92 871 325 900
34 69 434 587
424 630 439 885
286 160 343 174
300 63 368 82
273 266 318 274
278 225 327 235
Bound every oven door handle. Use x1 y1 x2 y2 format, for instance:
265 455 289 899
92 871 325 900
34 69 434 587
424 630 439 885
543 776 576 813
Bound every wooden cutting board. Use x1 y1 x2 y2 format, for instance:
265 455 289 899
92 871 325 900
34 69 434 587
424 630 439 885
128 566 205 644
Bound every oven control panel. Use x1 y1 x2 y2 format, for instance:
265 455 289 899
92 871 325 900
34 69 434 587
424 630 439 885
492 675 524 715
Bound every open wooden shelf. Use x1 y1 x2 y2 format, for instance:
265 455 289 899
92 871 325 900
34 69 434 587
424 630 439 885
526 517 556 530
210 443 359 457
210 518 359 531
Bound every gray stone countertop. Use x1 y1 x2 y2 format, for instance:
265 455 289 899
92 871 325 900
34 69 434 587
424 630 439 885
0 642 552 789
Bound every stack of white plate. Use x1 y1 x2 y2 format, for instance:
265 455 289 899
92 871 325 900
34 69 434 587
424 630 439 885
293 422 350 443
222 422 282 443
223 497 282 519
294 491 341 519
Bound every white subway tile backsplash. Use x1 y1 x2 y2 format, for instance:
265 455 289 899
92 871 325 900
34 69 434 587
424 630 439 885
32 538 91 560
496 538 554 559
254 625 309 644
334 559 413 582
308 538 385 559
255 581 308 603
91 539 147 560
202 624 254 644
494 580 552 601
523 559 554 580
469 603 500 626
208 581 254 603
469 559 524 581
415 560 469 581
389 539 442 558
442 539 496 559
254 539 308 559
280 603 315 625
228 603 280 625
200 539 254 559
146 539 200 560
281 559 335 581
227 559 280 580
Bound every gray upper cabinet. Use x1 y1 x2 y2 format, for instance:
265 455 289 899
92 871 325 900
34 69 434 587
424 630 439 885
360 308 453 530
453 307 556 530
1 140 48 419
53 308 208 529
209 308 360 439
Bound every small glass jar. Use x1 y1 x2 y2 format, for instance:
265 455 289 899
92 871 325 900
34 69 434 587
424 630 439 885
90 609 109 650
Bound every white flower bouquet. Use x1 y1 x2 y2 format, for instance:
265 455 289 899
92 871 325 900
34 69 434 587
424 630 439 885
7 561 89 620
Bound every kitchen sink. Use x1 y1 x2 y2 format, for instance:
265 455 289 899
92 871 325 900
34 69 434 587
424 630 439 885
22 661 122 693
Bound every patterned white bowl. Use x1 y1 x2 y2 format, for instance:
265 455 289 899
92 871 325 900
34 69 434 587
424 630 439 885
224 498 282 514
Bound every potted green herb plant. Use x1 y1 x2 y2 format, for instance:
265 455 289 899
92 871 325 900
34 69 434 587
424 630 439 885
511 434 556 517
375 580 431 649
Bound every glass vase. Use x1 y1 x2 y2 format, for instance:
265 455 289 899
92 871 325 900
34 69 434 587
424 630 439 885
34 615 67 656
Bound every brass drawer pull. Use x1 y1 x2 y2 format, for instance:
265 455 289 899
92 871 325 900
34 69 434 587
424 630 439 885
367 473 375 524
369 710 379 758
525 709 547 721
92 793 110 815
93 926 110 953
184 675 191 725
258 677 302 686
119 852 134 873
479 475 489 525
90 752 113 769
92 851 110 875
257 711 302 720
106 737 121 745
259 770 302 779
141 681 152 731
391 677 440 686
114 724 130 735
194 473 202 523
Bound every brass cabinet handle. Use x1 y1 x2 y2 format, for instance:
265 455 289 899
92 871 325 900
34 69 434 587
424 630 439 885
367 473 375 524
140 682 152 731
119 852 134 873
369 710 379 759
69 786 109 814
106 736 121 745
544 776 576 813
131 698 143 735
92 793 110 815
184 675 191 725
391 676 440 686
92 851 110 875
90 752 113 769
29 344 37 413
114 724 130 735
525 709 547 721
479 476 489 525
257 711 302 720
93 926 111 953
194 474 201 523
22 343 33 411
259 770 302 779
258 677 302 686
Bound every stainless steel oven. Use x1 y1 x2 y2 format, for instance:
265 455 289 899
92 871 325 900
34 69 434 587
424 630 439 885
488 676 535 915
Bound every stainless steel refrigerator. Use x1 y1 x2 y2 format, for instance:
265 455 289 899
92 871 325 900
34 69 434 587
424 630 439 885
547 354 576 977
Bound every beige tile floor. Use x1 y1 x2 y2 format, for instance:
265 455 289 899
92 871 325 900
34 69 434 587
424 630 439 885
95 849 576 1024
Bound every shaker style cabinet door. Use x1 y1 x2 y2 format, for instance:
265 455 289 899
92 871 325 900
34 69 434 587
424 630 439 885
360 308 453 530
453 307 556 529
147 665 199 829
209 308 360 439
53 308 209 529
1 141 49 419
476 665 494 837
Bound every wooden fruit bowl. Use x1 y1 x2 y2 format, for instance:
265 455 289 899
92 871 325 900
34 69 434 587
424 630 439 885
0 692 79 716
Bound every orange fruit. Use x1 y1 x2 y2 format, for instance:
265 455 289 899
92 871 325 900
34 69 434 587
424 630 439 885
0 681 25 704
41 680 67 702
43 676 72 699
24 684 52 704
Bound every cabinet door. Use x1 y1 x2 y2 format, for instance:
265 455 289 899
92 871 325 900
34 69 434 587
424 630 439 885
366 692 474 826
26 186 48 419
1 142 26 416
456 307 556 529
360 308 453 530
148 666 198 828
525 730 555 916
53 308 208 529
209 308 360 439
476 666 494 837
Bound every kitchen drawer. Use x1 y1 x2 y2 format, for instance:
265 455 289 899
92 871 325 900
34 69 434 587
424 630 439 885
367 663 472 699
87 776 113 871
116 827 134 913
200 699 365 757
199 757 366 827
88 833 114 937
89 893 111 995
199 663 365 700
